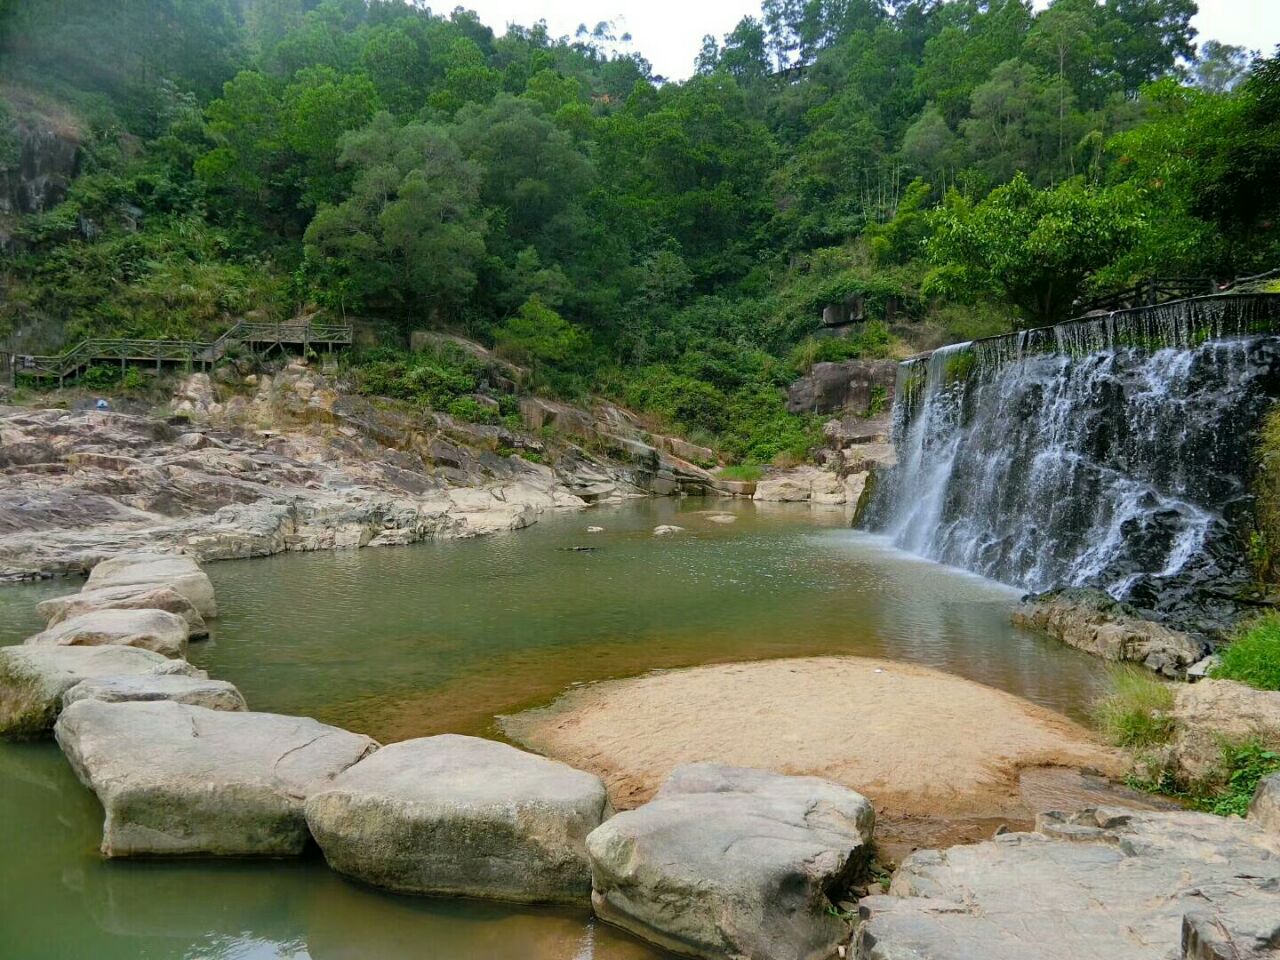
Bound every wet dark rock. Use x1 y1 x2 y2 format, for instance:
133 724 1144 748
787 360 899 416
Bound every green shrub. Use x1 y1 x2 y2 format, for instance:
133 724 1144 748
1212 613 1280 690
1092 666 1175 749
445 396 497 423
349 343 483 411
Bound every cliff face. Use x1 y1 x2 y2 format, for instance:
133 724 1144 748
0 94 80 215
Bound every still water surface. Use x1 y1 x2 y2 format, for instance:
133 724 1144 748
0 499 1107 959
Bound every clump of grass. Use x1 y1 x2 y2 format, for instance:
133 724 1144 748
717 463 764 482
1092 665 1175 749
1212 613 1280 691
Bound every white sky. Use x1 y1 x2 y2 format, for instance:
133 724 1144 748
458 0 1280 80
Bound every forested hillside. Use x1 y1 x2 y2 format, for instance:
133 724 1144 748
1 0 1277 461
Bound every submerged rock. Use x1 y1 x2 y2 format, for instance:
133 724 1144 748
854 807 1280 960
0 645 201 738
1172 679 1280 782
306 735 609 903
586 763 875 960
25 607 189 658
1013 589 1207 677
84 554 217 619
37 584 208 638
62 675 247 712
652 524 684 536
54 700 377 857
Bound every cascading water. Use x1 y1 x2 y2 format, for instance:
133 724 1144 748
860 294 1280 627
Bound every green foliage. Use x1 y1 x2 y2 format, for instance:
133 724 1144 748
1212 614 1280 691
788 320 894 375
925 174 1142 326
1252 404 1280 583
445 396 498 424
495 296 588 373
1197 741 1280 818
1092 666 1175 749
349 344 483 412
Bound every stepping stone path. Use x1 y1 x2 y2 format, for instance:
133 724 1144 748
55 699 377 857
586 763 875 960
307 734 610 903
83 553 217 618
38 584 208 638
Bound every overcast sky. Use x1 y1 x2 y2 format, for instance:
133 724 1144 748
457 0 1280 80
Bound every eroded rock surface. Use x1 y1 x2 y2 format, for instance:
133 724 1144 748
1251 773 1280 835
0 364 713 579
25 607 189 658
854 807 1280 960
54 699 377 857
1014 589 1208 677
62 675 247 712
306 735 609 903
587 763 875 960
0 645 201 737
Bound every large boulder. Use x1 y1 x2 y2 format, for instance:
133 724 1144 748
84 553 217 618
1251 773 1280 835
62 675 247 712
55 700 378 857
1171 679 1280 782
586 763 875 960
306 734 609 903
854 807 1280 960
0 645 201 738
25 607 189 658
37 584 208 638
753 471 816 502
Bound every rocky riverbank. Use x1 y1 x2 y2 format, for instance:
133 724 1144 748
0 356 726 581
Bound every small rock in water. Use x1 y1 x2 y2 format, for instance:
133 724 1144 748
587 526 604 533
652 524 684 536
559 546 598 553
705 514 737 524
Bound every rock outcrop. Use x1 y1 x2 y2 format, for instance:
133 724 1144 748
753 465 870 505
24 607 189 658
0 645 202 737
1171 679 1280 782
786 360 898 417
62 674 247 712
306 735 609 903
0 358 721 579
1014 590 1208 677
586 763 875 960
54 699 378 857
854 807 1280 960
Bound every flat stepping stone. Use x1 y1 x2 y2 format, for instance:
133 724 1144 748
55 700 378 857
38 584 208 638
854 807 1280 960
0 645 201 738
63 675 246 712
84 553 216 618
25 608 189 658
306 734 609 903
586 763 875 960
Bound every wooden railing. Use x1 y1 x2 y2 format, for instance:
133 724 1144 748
2 320 353 387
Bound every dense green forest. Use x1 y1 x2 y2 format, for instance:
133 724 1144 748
1 0 1278 460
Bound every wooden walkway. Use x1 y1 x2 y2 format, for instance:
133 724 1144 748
2 320 353 388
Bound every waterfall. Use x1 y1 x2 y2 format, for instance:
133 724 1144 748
860 295 1280 624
